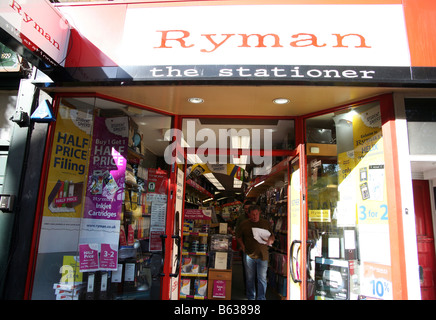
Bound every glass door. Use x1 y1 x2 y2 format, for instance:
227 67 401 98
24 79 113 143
305 100 392 300
288 144 307 299
167 163 185 299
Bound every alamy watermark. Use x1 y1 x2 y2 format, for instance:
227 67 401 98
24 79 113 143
164 120 273 176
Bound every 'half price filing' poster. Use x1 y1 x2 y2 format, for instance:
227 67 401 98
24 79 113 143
38 104 92 253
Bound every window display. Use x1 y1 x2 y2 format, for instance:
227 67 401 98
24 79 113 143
306 101 392 300
31 97 172 300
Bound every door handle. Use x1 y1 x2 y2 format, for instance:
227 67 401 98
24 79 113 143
170 235 181 278
159 234 167 277
306 240 315 283
290 240 301 283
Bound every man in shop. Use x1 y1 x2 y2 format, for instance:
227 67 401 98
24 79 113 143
235 200 253 233
236 205 275 300
234 200 254 292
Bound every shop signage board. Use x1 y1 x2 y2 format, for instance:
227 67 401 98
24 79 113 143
53 2 436 84
184 209 212 220
0 0 70 67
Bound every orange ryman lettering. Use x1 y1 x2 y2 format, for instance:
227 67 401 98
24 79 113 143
154 30 371 52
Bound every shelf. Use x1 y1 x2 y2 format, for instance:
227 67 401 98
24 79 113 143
245 157 289 198
182 251 208 256
186 179 214 198
306 143 337 156
183 232 208 237
179 294 207 300
181 273 208 277
127 147 145 164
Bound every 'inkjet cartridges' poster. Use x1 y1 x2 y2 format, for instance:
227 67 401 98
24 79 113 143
79 116 128 271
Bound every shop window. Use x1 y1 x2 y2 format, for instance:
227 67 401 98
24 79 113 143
0 91 17 189
305 101 392 300
405 98 436 155
31 97 172 300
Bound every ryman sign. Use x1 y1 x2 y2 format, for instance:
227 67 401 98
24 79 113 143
55 3 414 83
0 0 70 68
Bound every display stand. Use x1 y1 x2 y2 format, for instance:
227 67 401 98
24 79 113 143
208 269 232 300
179 179 214 300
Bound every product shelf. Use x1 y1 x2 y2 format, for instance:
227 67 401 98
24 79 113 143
179 294 208 300
181 273 208 277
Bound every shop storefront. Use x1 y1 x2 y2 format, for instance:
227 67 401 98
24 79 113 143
1 0 436 301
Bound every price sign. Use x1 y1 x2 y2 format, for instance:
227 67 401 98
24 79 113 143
361 262 393 300
100 243 118 270
358 203 388 224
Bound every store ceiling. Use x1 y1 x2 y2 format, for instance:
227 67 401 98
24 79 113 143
43 84 436 117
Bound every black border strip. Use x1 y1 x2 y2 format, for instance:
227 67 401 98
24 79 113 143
49 64 436 88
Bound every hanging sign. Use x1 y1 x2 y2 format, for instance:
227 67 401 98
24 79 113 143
31 99 56 122
0 0 70 67
79 116 128 271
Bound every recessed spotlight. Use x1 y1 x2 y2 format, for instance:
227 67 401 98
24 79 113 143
273 98 290 104
188 97 204 104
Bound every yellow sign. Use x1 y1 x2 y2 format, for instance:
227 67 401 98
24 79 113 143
352 105 388 225
309 209 331 222
43 104 92 218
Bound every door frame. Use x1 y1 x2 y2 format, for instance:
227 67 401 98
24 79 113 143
287 143 308 300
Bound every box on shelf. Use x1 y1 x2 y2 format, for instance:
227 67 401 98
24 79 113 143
314 257 357 300
210 234 232 252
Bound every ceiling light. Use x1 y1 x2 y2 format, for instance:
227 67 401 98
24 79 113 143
233 179 243 188
254 180 265 187
188 97 204 104
204 172 225 190
273 98 290 104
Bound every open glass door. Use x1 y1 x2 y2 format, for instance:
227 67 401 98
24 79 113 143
304 99 392 300
290 98 394 300
164 123 186 300
288 144 307 299
167 162 185 299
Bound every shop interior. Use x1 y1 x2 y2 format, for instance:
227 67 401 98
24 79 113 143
35 92 395 300
34 95 302 300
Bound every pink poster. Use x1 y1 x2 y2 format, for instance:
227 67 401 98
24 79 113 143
99 244 118 270
83 116 128 220
213 280 226 298
79 244 99 271
79 116 128 271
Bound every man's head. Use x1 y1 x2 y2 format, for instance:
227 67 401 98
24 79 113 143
243 200 254 214
248 205 261 222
